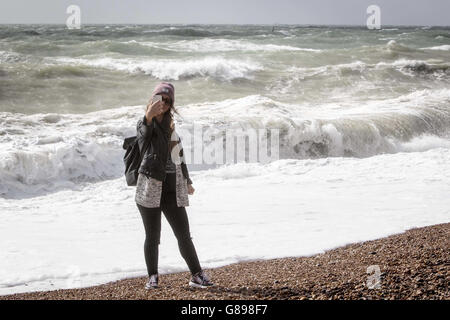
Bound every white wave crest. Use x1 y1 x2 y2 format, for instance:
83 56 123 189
422 45 450 51
0 107 141 198
53 56 263 81
135 39 321 53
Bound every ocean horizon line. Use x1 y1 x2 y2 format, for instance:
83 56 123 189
1 23 449 28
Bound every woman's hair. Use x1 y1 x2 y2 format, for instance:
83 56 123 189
147 94 181 151
166 98 177 133
166 98 181 152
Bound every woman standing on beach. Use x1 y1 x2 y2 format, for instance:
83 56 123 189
135 82 213 290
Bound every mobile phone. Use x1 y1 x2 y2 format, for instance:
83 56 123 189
152 94 162 104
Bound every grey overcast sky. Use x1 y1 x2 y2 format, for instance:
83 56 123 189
0 0 449 26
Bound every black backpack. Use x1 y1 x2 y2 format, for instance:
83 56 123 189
122 136 150 186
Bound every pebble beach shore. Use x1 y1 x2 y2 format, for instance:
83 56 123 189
2 223 448 300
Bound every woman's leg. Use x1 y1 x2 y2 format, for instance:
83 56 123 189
136 203 161 276
161 203 202 275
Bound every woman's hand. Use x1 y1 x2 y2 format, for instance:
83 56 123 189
146 99 169 122
187 184 195 195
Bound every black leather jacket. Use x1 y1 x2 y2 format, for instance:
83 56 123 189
136 115 193 184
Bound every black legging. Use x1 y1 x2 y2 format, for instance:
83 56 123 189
136 174 202 276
